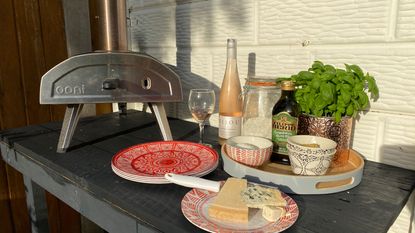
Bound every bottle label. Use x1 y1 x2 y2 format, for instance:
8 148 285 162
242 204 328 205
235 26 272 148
219 115 241 139
272 112 298 155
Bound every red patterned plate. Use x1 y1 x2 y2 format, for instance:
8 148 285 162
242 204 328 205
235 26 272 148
112 141 219 180
181 186 299 233
111 160 218 184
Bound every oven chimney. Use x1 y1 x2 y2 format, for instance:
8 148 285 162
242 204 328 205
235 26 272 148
89 0 128 51
89 0 129 114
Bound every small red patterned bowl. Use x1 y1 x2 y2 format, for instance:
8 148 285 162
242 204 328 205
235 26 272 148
225 136 273 167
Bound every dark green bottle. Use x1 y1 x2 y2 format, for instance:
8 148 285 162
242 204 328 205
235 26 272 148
271 80 300 165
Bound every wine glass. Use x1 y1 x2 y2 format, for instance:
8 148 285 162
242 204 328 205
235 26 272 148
188 89 215 145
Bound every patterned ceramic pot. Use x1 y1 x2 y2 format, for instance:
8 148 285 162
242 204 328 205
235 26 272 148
298 114 353 167
226 136 273 167
287 135 337 175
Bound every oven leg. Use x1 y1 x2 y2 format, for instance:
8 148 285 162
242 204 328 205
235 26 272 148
57 104 84 153
148 102 173 141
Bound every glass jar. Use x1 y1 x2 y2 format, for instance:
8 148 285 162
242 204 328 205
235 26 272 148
242 77 281 139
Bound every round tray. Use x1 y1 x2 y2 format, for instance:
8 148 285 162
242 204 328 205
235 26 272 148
221 145 364 194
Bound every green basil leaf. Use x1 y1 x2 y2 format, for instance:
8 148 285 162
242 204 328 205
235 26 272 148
332 77 340 84
298 71 314 81
353 102 359 117
343 74 355 85
358 92 369 109
335 111 342 123
342 83 352 91
315 109 323 117
306 93 315 109
311 61 324 71
314 95 327 111
337 95 345 106
345 63 352 72
346 104 354 116
336 68 347 78
321 72 335 81
341 89 351 104
311 78 321 90
302 102 310 113
365 73 379 99
350 64 364 79
353 82 364 95
321 83 333 102
324 64 336 73
351 98 360 110
328 104 337 111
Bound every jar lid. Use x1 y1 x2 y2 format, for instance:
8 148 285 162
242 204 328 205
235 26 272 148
245 76 277 87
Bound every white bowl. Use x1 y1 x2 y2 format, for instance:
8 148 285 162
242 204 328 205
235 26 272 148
225 136 273 167
287 135 337 176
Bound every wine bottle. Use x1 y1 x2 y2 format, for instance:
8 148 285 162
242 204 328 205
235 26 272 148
218 39 242 145
271 80 299 164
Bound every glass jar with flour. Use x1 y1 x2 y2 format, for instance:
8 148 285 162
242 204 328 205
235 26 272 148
241 77 281 139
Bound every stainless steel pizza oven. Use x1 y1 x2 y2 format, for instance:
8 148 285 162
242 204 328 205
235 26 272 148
40 0 182 153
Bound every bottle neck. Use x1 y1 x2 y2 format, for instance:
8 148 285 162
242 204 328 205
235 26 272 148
227 48 236 60
280 89 295 98
227 39 237 60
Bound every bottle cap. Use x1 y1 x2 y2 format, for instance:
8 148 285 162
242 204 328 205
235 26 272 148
227 39 237 48
280 80 295 90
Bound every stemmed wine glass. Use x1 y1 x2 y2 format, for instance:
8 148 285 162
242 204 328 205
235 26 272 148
188 89 215 145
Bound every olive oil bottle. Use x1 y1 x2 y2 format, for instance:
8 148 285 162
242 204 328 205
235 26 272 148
271 80 299 164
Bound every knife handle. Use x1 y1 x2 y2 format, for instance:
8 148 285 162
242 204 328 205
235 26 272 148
164 173 221 192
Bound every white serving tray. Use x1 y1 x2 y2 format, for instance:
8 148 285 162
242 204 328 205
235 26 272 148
221 145 364 195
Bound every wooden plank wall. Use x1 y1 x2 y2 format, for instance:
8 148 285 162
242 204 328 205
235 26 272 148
0 0 81 232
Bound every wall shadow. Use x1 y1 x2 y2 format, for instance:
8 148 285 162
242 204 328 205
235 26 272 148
128 0 249 120
173 0 249 118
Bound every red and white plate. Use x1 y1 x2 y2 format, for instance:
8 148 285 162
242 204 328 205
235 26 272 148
111 141 219 184
181 187 299 233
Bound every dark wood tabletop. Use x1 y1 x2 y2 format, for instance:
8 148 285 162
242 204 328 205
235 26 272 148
1 110 414 233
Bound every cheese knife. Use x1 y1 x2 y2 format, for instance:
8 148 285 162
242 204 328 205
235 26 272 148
165 173 288 209
165 173 221 192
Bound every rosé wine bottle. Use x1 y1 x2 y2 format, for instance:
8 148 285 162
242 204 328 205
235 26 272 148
218 39 242 145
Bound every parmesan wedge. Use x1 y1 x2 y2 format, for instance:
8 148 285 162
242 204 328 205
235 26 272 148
207 178 249 223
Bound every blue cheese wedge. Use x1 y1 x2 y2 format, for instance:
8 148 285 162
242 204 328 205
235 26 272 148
241 185 287 208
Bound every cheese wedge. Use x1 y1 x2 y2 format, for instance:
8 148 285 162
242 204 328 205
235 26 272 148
208 178 248 223
241 185 287 208
262 205 286 222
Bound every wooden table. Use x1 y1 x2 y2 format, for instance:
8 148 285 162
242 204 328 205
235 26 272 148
1 110 414 233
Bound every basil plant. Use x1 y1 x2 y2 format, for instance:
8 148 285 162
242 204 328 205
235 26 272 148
278 61 379 123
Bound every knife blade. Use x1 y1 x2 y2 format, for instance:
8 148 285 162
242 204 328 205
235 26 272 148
165 173 221 192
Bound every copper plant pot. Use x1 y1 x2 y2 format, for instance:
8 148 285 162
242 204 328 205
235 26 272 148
298 114 353 167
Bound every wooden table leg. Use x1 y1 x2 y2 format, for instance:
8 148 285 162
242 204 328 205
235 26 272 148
23 176 49 233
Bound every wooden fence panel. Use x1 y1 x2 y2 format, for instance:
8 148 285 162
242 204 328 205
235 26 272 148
0 0 81 232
